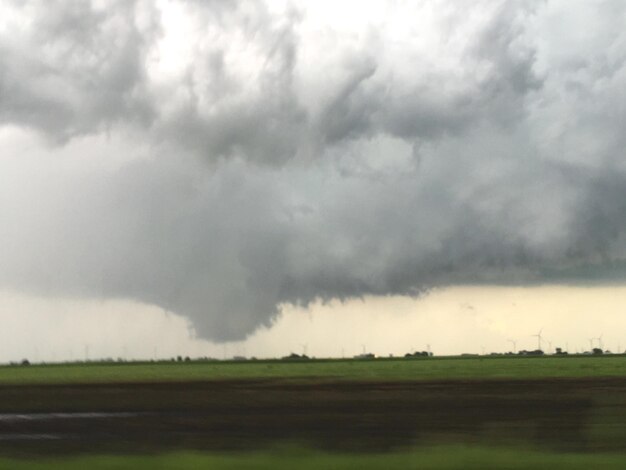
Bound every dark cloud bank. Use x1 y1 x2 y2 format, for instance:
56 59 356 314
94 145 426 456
1 1 626 340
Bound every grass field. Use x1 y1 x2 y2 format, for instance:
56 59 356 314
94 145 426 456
0 354 625 385
2 355 626 468
2 446 626 470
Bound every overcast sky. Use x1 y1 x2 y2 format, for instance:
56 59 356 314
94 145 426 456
1 0 625 361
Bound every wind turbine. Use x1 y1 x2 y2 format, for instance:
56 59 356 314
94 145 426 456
531 329 543 351
300 343 308 356
507 339 517 354
595 334 604 351
588 338 595 350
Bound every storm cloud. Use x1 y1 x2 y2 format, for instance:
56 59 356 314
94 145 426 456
1 0 626 340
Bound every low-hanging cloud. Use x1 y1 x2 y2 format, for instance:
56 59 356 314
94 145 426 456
1 0 626 340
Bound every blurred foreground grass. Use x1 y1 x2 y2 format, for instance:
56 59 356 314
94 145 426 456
1 355 626 384
2 446 626 470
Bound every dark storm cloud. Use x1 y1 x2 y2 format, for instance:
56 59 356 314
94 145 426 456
0 0 158 141
1 1 626 340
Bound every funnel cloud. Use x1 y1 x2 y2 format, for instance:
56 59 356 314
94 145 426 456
1 1 626 340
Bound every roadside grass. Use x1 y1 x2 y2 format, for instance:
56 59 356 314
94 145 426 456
0 354 625 385
2 445 626 470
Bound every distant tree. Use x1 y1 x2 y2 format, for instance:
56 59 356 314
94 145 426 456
282 353 309 360
21 359 30 366
518 349 544 356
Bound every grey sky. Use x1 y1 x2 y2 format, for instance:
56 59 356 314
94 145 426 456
1 1 625 343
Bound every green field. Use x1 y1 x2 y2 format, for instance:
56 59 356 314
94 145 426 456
3 355 626 468
2 446 626 470
1 354 625 385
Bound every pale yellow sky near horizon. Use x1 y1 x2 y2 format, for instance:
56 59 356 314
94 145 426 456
1 285 625 363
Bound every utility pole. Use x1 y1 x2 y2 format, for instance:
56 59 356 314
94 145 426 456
532 329 543 351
